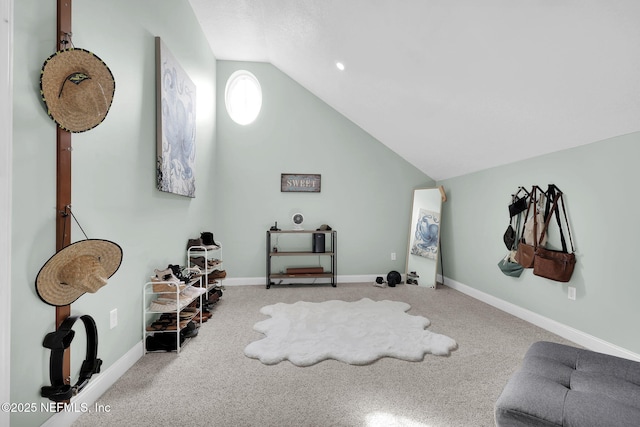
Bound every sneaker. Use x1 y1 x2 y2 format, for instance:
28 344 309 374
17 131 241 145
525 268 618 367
168 264 193 283
182 286 207 298
184 265 204 278
373 277 387 288
152 269 181 283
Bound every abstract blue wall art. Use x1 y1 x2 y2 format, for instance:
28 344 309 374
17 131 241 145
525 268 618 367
155 37 196 197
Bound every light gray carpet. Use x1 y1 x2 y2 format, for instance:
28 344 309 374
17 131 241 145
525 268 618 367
72 283 573 427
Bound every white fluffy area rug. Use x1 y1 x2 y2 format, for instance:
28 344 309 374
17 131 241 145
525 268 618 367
244 298 457 366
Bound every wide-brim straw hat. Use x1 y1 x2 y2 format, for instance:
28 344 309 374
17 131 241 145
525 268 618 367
36 239 123 306
40 48 115 133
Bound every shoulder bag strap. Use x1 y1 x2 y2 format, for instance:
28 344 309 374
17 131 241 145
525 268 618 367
512 208 523 250
520 186 539 248
559 194 575 253
545 185 568 251
538 192 561 247
538 191 575 254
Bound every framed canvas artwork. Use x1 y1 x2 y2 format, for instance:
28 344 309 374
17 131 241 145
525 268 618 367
155 37 196 197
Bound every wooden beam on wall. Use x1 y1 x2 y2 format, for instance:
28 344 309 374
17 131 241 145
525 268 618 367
55 0 72 386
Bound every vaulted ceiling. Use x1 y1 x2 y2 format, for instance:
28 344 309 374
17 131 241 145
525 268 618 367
188 0 640 180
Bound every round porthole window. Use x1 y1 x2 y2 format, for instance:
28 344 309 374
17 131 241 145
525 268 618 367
225 70 262 125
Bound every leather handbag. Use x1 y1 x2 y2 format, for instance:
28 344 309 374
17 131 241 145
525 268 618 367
503 225 515 250
515 187 541 268
504 190 526 249
499 213 524 277
515 241 535 268
508 197 527 217
533 247 576 282
508 186 529 217
533 191 576 282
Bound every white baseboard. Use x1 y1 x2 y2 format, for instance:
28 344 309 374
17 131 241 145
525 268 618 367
41 341 143 427
442 276 640 363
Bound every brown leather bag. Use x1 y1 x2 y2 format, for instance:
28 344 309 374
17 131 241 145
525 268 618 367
515 187 541 268
533 247 576 282
515 241 535 268
533 190 576 282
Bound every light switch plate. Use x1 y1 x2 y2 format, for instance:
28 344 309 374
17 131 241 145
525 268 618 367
110 308 118 329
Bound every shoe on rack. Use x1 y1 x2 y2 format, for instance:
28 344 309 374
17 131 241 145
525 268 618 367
182 286 207 298
207 259 221 267
192 313 207 323
149 298 190 312
152 282 186 293
186 238 204 250
146 333 185 352
181 321 199 339
210 269 227 279
145 335 170 352
152 269 181 284
189 256 206 269
184 265 204 278
167 264 193 283
149 300 175 313
200 232 220 249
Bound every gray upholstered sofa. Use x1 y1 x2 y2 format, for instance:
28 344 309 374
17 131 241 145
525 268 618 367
495 341 640 427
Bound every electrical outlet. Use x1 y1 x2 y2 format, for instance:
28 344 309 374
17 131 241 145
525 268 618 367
391 252 396 260
110 309 118 329
568 287 576 301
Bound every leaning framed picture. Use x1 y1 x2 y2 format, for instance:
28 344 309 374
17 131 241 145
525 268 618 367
155 37 196 198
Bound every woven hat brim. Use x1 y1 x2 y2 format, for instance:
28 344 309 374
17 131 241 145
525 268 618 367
40 48 115 133
35 239 123 306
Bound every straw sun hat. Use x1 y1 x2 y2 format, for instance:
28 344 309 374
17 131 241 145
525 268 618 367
40 48 115 133
35 239 123 306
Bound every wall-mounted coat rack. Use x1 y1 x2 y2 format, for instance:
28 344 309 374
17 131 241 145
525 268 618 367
55 0 73 392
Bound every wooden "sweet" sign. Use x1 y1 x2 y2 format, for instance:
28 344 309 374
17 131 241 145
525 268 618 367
281 174 321 192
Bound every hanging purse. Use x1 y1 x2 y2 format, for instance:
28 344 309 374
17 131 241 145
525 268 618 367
508 187 529 217
503 202 516 249
533 190 576 282
503 225 515 250
498 214 524 277
504 188 528 250
515 187 540 268
498 252 524 277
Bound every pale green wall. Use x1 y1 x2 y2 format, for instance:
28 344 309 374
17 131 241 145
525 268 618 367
215 61 434 280
11 1 217 425
438 132 640 354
